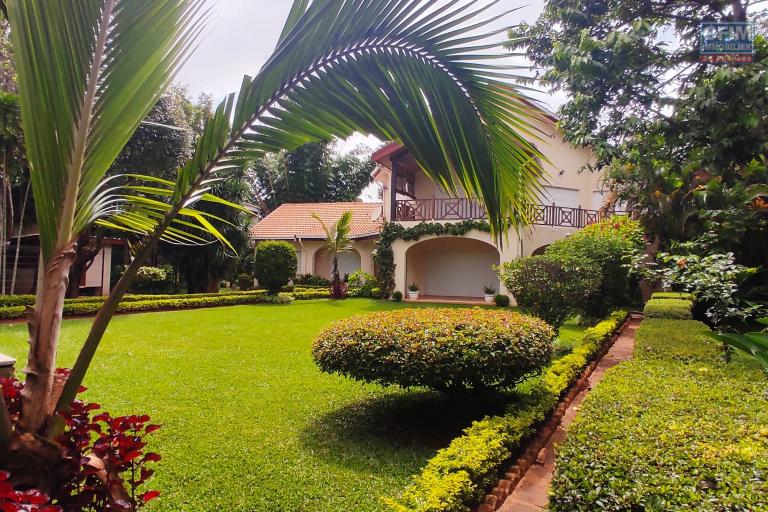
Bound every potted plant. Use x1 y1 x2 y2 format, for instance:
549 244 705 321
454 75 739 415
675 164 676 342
408 282 420 300
483 284 497 303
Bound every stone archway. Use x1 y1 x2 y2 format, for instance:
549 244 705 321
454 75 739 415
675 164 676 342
405 237 500 298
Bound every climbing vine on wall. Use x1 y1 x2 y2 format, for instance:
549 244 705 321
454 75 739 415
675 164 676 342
374 220 492 295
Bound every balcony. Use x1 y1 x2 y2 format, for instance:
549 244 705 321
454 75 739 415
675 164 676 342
394 198 625 228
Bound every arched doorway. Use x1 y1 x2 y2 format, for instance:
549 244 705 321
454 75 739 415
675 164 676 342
314 249 362 279
532 244 549 256
405 237 500 298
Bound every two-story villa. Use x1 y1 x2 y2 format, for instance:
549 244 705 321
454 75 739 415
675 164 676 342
250 110 619 300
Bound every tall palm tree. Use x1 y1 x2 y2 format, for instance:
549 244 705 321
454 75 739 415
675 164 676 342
312 210 353 298
1 0 547 488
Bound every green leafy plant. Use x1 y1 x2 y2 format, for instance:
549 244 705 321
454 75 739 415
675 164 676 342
706 318 768 372
392 291 403 303
498 255 601 330
313 308 555 393
545 216 645 316
130 266 174 295
236 273 253 291
494 294 510 308
483 284 497 295
408 282 419 292
253 241 297 295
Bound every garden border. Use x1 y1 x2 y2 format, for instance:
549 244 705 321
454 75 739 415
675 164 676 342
474 313 639 512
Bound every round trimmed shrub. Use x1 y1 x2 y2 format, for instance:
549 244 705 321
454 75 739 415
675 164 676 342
498 255 601 331
253 241 297 294
392 290 403 302
494 294 511 307
312 308 555 392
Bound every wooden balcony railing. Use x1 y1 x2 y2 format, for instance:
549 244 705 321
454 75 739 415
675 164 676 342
394 198 626 228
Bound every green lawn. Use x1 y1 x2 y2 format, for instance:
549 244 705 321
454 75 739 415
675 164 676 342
0 299 584 511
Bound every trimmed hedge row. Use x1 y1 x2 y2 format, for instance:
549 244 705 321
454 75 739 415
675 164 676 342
650 291 696 301
313 309 555 392
549 318 768 511
0 290 266 308
0 290 269 319
384 310 628 512
643 297 693 319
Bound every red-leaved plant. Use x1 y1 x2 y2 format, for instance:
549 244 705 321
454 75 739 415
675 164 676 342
1 372 161 512
0 470 60 512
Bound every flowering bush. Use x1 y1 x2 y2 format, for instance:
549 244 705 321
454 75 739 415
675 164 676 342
498 255 601 330
313 308 555 392
1 372 161 511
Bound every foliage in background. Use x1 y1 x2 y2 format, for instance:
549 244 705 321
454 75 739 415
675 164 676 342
253 241 297 295
375 220 491 295
549 318 768 511
706 318 768 372
126 266 175 295
294 273 331 287
545 216 644 316
499 255 601 330
314 308 555 393
246 141 374 214
506 0 768 289
385 311 628 512
630 238 763 326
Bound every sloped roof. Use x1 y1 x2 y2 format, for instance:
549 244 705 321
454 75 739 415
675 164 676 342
249 202 383 240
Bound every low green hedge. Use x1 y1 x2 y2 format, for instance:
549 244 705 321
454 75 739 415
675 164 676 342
549 318 768 511
384 310 628 511
643 298 693 319
650 291 696 301
314 308 555 392
0 290 269 319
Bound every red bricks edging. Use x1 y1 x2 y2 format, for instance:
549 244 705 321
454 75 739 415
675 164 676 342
473 314 642 512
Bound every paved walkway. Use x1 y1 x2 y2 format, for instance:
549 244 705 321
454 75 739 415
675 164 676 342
498 317 641 512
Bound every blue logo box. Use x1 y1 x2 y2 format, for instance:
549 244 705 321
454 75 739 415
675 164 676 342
700 22 754 63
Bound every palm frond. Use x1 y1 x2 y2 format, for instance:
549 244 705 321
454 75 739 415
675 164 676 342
8 0 207 261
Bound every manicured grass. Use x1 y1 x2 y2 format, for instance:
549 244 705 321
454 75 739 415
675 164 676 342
550 318 768 511
0 300 585 512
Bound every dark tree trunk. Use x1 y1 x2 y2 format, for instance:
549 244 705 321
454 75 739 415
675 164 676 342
65 232 103 298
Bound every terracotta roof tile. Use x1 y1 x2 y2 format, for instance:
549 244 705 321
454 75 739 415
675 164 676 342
249 202 383 240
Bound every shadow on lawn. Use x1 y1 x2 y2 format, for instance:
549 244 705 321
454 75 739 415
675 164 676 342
299 389 517 473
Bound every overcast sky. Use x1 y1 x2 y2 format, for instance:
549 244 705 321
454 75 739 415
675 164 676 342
176 0 560 106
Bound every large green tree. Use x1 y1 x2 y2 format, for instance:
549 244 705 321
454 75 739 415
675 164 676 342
507 0 768 266
1 0 547 493
248 141 374 214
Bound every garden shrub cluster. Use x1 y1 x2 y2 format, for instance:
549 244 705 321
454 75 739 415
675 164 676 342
651 291 696 301
498 255 601 330
643 297 694 319
313 309 555 392
545 216 645 317
0 290 269 319
384 311 628 512
549 318 768 511
253 241 297 294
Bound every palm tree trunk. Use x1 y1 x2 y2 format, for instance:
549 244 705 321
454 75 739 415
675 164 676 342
10 179 30 295
18 242 77 434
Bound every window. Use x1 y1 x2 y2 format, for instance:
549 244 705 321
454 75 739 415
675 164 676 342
395 165 416 197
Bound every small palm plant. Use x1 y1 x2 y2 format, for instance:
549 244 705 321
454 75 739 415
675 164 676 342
312 211 353 298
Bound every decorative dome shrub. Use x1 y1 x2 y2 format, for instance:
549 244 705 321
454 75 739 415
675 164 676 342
312 308 555 392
